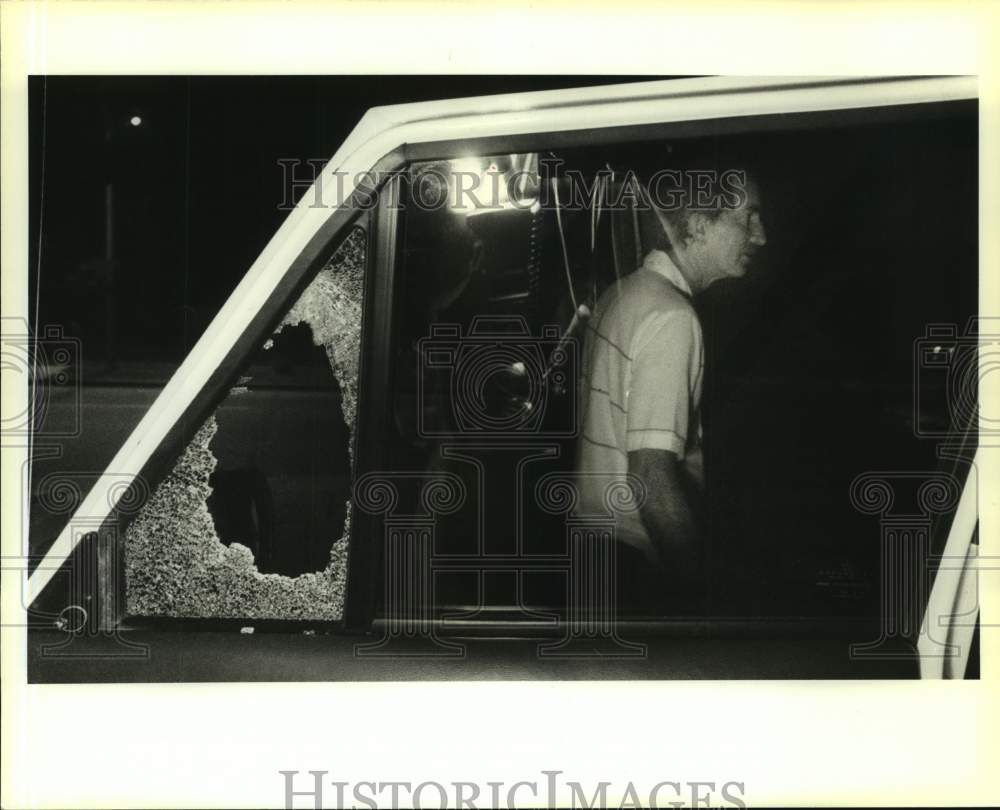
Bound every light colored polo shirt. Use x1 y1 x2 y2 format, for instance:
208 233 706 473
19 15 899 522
575 249 704 556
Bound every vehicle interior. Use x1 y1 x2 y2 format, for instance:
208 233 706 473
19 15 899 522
383 109 978 630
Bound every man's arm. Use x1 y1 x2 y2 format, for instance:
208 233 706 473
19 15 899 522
628 447 701 580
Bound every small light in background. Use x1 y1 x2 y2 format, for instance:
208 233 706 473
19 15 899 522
129 115 142 127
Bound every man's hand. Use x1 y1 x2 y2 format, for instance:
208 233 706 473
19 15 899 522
628 448 702 581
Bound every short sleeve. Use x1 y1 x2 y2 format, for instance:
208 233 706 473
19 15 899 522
625 308 701 457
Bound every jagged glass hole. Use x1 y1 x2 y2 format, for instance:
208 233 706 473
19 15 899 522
124 227 365 620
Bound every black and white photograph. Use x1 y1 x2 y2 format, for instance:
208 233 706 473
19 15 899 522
18 72 982 680
2 2 998 808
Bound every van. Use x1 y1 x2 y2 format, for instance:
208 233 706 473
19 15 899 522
21 75 980 680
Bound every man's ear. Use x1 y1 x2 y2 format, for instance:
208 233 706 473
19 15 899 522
686 212 710 243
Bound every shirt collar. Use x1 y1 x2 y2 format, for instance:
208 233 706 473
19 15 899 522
641 249 693 297
642 250 691 298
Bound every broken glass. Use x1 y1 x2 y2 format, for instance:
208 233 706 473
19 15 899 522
125 227 366 621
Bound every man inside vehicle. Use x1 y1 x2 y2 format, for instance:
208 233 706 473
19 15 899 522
576 157 767 614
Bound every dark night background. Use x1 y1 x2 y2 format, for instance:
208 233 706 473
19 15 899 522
28 76 656 373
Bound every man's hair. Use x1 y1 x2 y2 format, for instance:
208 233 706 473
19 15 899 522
632 142 756 247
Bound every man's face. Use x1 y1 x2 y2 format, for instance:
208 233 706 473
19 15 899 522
698 177 767 282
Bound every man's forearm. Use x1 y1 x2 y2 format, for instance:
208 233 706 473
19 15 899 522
639 479 700 578
629 449 702 579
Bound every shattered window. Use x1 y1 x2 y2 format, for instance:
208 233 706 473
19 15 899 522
124 227 366 621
